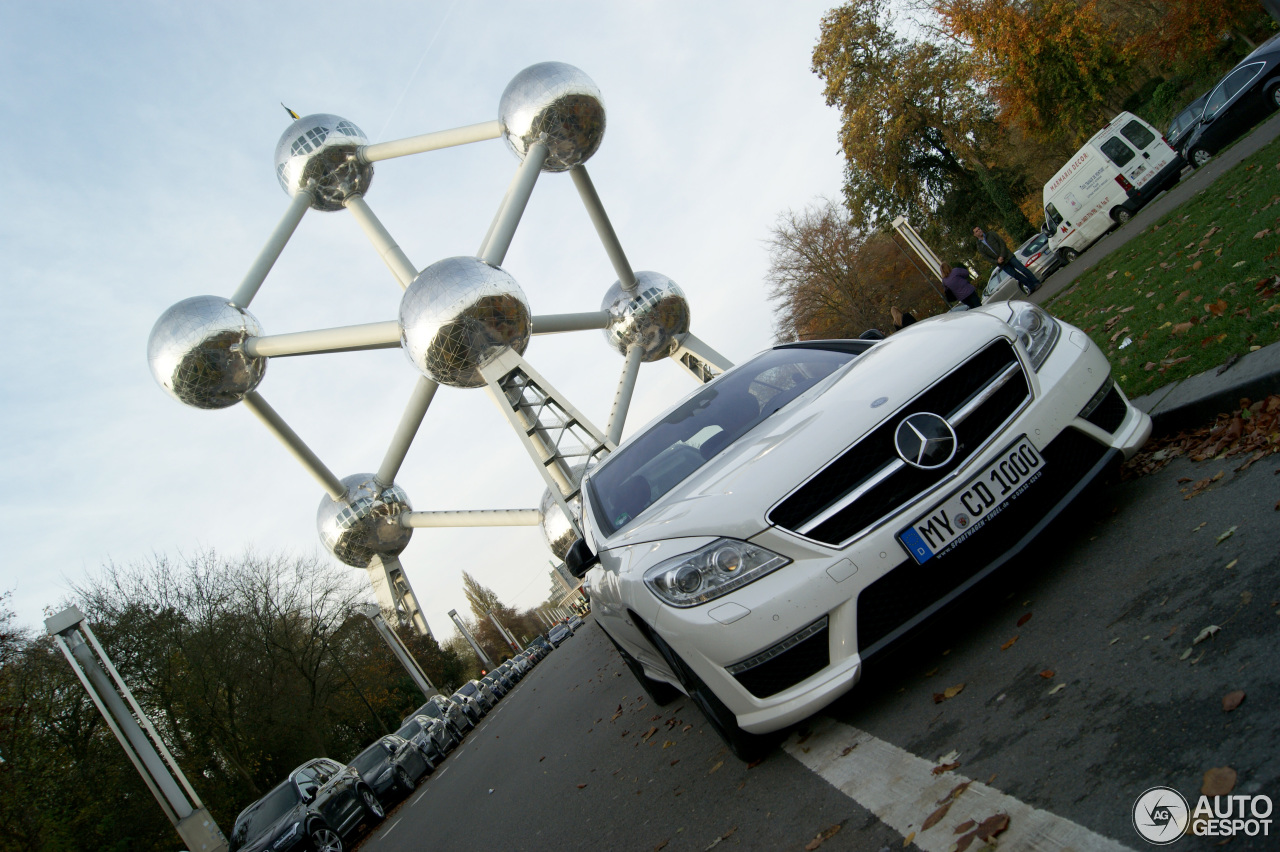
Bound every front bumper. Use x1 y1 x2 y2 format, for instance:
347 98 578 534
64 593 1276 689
638 328 1149 734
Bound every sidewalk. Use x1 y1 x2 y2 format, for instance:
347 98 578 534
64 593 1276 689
1130 339 1280 434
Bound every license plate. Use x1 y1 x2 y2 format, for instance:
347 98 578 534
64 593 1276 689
898 436 1045 565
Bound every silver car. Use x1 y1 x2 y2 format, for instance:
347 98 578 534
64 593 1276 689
983 234 1060 303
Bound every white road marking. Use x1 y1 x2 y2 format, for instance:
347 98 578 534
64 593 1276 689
379 817 401 838
784 717 1135 852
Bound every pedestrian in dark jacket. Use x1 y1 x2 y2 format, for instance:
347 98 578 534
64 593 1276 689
891 306 916 331
941 263 982 309
973 226 1040 293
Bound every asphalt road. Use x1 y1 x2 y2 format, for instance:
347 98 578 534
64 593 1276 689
1032 109 1280 304
360 450 1279 851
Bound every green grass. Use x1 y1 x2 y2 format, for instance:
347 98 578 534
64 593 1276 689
1046 134 1280 399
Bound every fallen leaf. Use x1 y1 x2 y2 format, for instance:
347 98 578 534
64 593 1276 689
955 813 1011 851
1193 625 1221 644
937 750 960 763
577 783 588 789
1255 229 1272 239
932 683 965 703
1039 669 1055 679
954 819 976 833
937 780 972 805
803 824 843 850
670 759 679 766
1001 636 1019 650
1192 260 1203 270
1205 299 1228 316
654 841 669 851
924 667 939 677
1180 647 1193 660
922 800 953 831
1048 683 1066 695
708 761 723 775
1017 612 1033 627
1172 321 1195 335
1224 559 1238 570
840 745 858 756
662 740 676 749
642 726 658 741
682 724 692 732
1223 690 1246 712
1216 526 1238 544
1202 766 1237 797
932 761 960 775
902 831 915 847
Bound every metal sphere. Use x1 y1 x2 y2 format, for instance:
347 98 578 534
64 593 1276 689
399 256 531 389
601 271 691 361
316 474 414 569
538 464 592 561
274 114 374 211
499 62 605 172
147 296 267 409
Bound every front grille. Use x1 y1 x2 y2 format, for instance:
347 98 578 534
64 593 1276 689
768 340 1030 547
729 617 830 698
855 428 1109 655
1083 382 1127 434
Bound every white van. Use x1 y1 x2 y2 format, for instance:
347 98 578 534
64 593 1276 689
1044 112 1183 261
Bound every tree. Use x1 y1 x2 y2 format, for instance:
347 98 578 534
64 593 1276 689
766 199 946 342
813 0 1033 240
931 0 1137 144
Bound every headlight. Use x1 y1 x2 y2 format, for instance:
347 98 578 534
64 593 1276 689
644 539 790 607
272 822 302 850
1007 302 1060 370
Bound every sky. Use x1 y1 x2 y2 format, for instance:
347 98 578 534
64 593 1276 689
0 1 848 641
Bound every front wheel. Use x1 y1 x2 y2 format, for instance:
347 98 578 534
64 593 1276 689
1110 207 1132 227
394 764 416 794
1189 146 1212 168
360 787 385 822
309 825 344 852
1060 247 1079 263
646 630 774 762
601 626 680 706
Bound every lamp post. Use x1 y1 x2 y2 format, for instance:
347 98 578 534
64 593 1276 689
448 609 495 669
353 604 438 699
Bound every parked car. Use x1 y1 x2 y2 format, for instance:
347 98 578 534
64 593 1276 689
547 623 571 646
405 695 467 744
458 679 494 712
1044 111 1182 262
568 615 585 631
567 306 1151 761
450 689 484 724
348 735 430 805
394 716 447 766
481 672 508 698
982 232 1062 303
530 634 553 655
1166 92 1210 156
1184 36 1280 168
228 757 383 852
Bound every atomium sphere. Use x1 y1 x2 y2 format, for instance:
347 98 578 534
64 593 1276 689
400 256 531 389
601 271 691 362
147 295 267 409
316 474 414 569
538 463 593 560
274 114 374 211
499 62 605 172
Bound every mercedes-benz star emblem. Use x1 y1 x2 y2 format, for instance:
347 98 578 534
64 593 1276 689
894 412 958 470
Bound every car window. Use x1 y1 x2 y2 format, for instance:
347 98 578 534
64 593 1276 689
418 702 441 718
1224 62 1265 101
460 682 476 696
1119 119 1156 151
231 784 298 850
350 746 387 774
587 346 857 536
395 721 421 740
1045 203 1063 230
1099 135 1136 167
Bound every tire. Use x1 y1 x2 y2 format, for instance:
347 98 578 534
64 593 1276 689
1271 86 1280 110
646 630 774 762
360 786 385 822
1189 146 1212 168
1019 283 1033 296
601 626 680 706
1060 247 1079 263
1110 207 1132 227
394 764 416 794
308 825 343 852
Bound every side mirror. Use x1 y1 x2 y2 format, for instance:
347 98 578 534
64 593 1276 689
565 538 599 578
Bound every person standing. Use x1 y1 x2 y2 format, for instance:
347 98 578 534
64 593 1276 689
891 306 916 331
941 262 982 309
973 226 1041 294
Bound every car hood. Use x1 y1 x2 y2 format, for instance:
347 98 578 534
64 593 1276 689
594 311 1015 549
234 803 306 852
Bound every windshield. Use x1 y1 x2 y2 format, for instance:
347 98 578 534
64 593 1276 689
587 346 857 536
350 745 388 775
418 702 441 719
231 784 298 850
395 721 420 740
460 683 477 696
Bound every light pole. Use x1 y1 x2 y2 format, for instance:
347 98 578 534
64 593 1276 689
449 609 496 669
46 606 228 852
353 604 438 700
487 610 522 652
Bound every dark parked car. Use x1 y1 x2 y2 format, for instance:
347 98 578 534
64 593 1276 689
1183 36 1280 167
458 679 494 712
348 735 430 805
406 694 468 740
228 757 382 852
1166 92 1210 156
481 672 507 698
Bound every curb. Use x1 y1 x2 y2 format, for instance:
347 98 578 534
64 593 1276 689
1130 340 1280 434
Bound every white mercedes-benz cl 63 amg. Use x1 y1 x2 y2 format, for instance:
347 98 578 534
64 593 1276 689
566 301 1150 759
